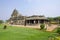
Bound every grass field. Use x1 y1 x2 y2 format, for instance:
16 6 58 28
0 24 53 40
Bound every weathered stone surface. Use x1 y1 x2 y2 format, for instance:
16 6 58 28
8 9 48 25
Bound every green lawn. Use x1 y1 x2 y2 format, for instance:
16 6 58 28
0 24 53 40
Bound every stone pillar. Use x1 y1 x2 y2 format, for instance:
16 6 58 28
24 20 26 26
34 20 35 24
38 20 40 24
29 20 30 24
44 20 45 24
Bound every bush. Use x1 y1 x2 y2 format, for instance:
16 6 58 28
56 27 60 36
40 24 45 30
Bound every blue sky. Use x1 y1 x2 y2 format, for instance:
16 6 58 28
0 0 60 20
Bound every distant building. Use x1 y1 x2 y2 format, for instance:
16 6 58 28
8 9 48 25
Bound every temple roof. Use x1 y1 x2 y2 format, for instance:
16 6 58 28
26 15 47 20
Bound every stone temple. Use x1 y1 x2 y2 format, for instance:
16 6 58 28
8 9 48 26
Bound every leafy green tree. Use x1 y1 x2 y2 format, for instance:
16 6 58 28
0 20 4 24
48 17 54 21
55 16 60 25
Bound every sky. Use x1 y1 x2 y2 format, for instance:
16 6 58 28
0 0 60 20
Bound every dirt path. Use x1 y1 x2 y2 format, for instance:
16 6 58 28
46 24 58 31
11 24 40 28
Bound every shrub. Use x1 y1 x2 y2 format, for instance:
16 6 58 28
40 24 45 30
56 27 60 36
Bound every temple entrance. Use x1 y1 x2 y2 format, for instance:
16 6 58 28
35 20 38 24
26 20 34 24
40 20 44 24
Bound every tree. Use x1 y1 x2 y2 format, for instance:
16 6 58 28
48 17 54 21
0 20 4 24
55 16 60 25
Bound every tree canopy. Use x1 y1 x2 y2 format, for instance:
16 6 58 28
0 20 4 24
